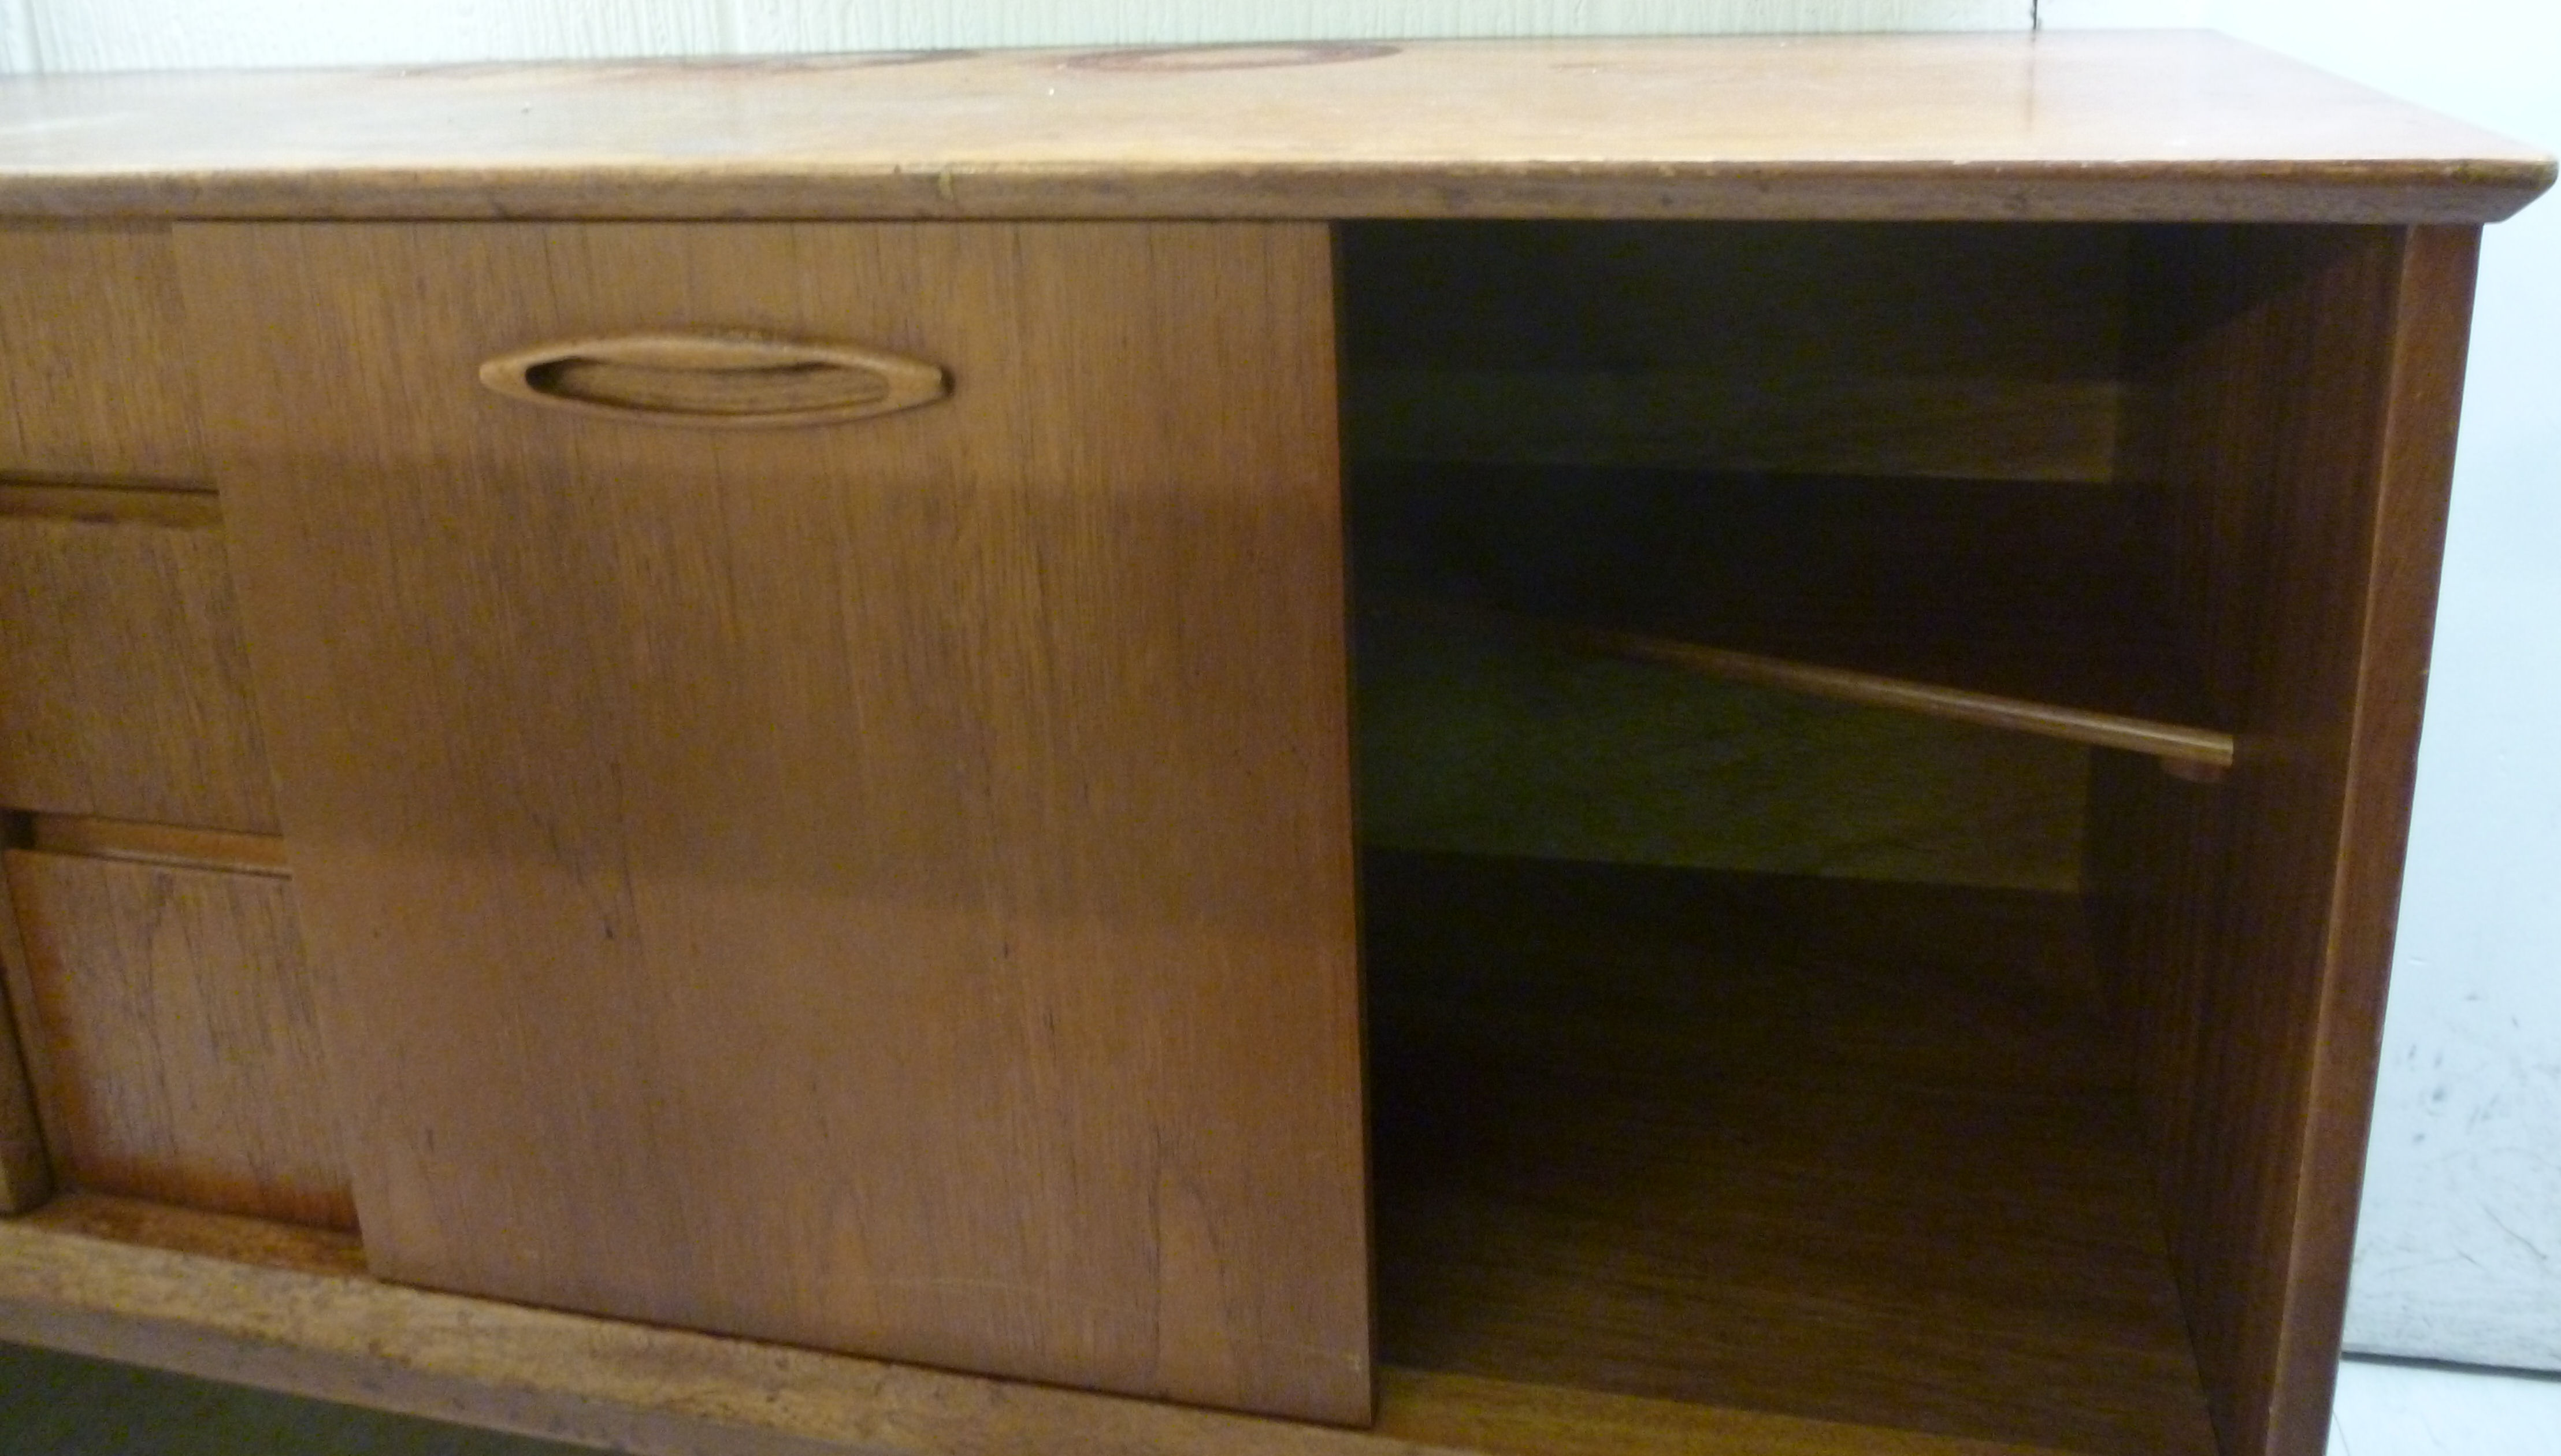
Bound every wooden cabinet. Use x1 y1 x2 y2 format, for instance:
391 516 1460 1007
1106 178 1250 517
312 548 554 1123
0 31 2550 1456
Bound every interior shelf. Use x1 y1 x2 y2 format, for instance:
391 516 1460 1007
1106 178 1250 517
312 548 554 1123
1363 849 2220 1456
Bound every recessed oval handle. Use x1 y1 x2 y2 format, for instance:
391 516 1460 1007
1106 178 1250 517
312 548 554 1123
477 332 949 428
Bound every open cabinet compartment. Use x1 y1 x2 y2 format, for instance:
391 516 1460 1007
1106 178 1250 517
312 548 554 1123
1341 220 2475 1456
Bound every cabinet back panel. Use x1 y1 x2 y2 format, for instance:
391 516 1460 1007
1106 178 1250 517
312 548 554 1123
175 220 1370 1424
1342 222 2131 483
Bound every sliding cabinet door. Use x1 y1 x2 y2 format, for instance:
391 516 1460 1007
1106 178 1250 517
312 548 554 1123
176 222 1368 1422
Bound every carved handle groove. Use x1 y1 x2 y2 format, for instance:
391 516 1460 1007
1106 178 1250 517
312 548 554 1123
478 333 948 428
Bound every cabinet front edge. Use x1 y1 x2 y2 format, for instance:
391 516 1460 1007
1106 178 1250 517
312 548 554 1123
1 164 2549 225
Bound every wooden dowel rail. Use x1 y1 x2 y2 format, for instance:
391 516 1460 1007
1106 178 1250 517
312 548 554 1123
1383 599 2236 775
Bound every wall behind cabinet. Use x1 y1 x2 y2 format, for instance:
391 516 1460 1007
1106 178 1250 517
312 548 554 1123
0 1 2020 72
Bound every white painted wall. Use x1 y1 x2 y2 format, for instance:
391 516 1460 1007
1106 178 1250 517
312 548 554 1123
726 1 2020 53
0 0 2553 1375
0 3 36 74
0 1 2019 72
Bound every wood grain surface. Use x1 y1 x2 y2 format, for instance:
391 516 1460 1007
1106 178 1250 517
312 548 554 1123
0 484 279 833
0 1193 2094 1456
2 850 351 1228
0 35 2548 223
0 226 203 480
178 220 1369 1422
2087 224 2481 1456
1365 851 2218 1456
1342 222 2132 484
1378 1372 2090 1456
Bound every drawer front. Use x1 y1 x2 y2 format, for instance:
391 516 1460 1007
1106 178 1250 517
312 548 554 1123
0 226 205 481
177 221 1369 1422
0 486 280 833
2 845 352 1228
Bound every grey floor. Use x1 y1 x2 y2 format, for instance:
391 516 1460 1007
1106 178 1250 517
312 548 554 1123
8 1341 2558 1455
2330 1358 2561 1456
0 1342 591 1454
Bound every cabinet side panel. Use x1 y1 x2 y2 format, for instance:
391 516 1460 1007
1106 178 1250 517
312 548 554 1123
174 221 1369 1422
2090 225 2478 1456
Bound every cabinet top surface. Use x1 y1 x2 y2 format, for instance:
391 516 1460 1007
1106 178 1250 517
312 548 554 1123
0 31 2548 224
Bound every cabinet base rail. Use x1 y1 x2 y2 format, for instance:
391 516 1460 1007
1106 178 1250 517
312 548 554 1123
1 1193 2080 1456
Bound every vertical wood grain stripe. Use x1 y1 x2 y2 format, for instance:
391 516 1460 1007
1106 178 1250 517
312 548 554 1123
0 866 54 1212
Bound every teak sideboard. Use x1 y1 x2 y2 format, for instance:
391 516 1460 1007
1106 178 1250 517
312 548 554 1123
0 31 2549 1456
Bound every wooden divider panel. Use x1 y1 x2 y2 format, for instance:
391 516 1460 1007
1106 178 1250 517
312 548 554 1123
175 221 1370 1423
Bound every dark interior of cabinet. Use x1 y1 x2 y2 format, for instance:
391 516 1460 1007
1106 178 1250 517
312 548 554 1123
1339 220 2434 1456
